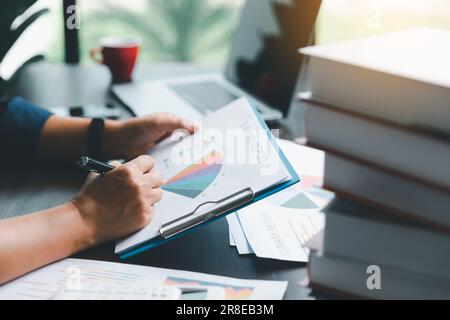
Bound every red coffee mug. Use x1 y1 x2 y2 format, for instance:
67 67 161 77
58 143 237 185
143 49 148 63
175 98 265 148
90 37 141 83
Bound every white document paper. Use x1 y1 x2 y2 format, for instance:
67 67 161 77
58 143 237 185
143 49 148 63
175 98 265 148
116 98 291 253
238 201 325 262
229 229 236 247
226 214 254 255
277 139 324 190
0 258 287 300
55 284 183 300
230 140 333 261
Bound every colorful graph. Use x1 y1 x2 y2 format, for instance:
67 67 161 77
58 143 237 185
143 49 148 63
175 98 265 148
281 192 318 209
304 186 335 208
164 277 253 300
162 151 222 198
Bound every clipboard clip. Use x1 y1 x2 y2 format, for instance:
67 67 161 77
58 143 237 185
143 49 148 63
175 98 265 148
159 187 255 239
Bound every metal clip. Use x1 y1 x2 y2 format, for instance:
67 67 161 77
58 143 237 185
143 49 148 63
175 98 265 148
159 187 254 239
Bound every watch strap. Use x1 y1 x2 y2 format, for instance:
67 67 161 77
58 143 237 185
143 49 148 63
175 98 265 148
88 118 105 159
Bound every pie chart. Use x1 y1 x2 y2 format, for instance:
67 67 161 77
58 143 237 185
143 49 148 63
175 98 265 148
162 151 222 198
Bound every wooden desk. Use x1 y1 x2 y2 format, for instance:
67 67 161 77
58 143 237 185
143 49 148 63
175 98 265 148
1 61 311 299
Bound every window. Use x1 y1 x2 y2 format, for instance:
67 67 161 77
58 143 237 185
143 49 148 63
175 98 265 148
316 0 450 44
73 0 450 63
7 0 450 69
77 0 244 64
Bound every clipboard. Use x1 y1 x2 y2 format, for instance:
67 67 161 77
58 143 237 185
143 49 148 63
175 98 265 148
118 100 300 259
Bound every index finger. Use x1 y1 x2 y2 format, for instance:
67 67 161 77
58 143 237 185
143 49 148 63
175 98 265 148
127 155 155 174
156 113 198 134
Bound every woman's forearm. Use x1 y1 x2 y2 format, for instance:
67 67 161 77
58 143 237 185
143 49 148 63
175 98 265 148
0 202 93 285
37 115 91 160
37 115 120 161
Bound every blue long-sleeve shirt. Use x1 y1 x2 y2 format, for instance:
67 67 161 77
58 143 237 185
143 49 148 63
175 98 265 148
0 97 52 160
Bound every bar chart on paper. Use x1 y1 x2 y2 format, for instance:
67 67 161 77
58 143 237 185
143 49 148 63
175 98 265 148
162 151 222 198
164 276 253 300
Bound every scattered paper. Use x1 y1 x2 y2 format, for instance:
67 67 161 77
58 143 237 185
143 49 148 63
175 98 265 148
0 258 287 300
227 139 334 261
238 200 325 262
55 284 183 300
229 229 236 247
305 228 324 252
277 139 324 185
226 214 254 254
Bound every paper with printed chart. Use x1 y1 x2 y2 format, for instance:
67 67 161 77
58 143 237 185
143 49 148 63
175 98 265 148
237 193 328 262
229 139 334 261
0 258 287 300
115 98 292 254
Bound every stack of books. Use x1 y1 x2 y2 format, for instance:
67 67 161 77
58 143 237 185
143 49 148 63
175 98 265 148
299 28 450 299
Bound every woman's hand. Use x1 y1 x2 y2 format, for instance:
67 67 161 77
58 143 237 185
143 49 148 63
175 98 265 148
72 155 163 245
0 155 163 284
38 112 197 161
102 113 198 160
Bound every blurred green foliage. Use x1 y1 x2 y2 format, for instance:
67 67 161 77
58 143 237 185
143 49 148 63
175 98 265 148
80 0 242 64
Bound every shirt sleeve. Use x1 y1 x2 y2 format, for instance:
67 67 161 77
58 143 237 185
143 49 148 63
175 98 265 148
0 97 53 161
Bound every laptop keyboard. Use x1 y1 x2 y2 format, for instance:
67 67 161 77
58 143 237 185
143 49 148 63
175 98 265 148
169 81 240 114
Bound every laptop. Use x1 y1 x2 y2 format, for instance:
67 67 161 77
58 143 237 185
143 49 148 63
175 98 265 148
112 0 322 122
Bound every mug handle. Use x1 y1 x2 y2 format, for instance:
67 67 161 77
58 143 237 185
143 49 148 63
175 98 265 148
90 48 103 64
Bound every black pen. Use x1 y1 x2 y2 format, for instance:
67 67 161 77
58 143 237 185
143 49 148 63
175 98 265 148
78 156 115 175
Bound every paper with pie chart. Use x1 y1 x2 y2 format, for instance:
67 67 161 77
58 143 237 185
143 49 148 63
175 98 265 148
115 98 293 254
162 151 222 199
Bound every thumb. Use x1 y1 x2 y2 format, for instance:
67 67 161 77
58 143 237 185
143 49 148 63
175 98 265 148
109 160 123 168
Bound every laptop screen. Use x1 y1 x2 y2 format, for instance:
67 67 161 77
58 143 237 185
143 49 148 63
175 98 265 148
225 0 322 116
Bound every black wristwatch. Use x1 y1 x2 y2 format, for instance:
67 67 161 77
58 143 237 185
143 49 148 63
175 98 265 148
88 118 105 159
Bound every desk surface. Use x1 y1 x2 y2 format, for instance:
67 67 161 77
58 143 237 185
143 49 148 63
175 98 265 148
1 61 311 300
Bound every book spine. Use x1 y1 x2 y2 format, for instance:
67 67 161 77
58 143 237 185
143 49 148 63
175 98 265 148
303 55 450 135
323 211 450 279
308 253 450 299
323 152 450 231
303 100 450 191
